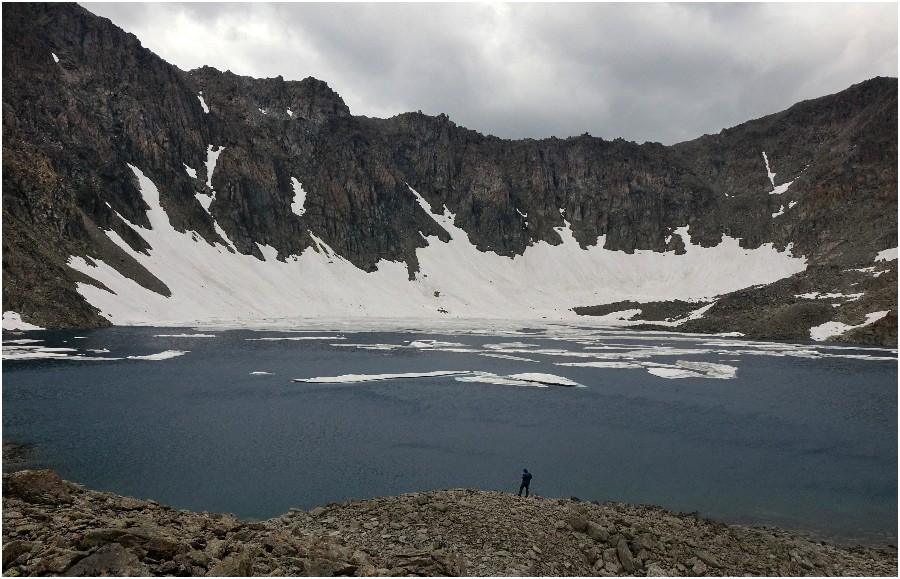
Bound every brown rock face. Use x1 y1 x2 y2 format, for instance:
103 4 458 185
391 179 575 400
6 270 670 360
2 3 896 344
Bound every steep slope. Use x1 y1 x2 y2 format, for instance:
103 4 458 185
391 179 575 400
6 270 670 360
2 3 896 345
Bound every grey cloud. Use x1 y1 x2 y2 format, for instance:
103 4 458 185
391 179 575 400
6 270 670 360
80 2 897 145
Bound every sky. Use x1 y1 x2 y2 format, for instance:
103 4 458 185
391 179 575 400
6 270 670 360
80 2 898 145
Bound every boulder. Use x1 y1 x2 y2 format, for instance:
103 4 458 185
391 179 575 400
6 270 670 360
3 470 78 505
63 544 149 577
207 550 254 576
617 537 637 573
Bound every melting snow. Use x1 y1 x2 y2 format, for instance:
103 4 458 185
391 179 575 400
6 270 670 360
2 311 44 331
126 350 189 360
51 52 59 63
183 163 198 179
246 336 345 341
197 92 209 114
286 109 294 117
205 145 223 189
290 178 307 217
875 247 897 262
809 311 890 341
154 333 216 338
293 370 470 383
507 373 581 387
65 173 808 326
795 292 863 301
762 152 794 194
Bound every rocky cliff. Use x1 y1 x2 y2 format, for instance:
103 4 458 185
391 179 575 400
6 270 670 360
2 3 896 345
3 469 897 577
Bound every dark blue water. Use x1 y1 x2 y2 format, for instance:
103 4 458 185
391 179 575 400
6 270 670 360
3 325 896 543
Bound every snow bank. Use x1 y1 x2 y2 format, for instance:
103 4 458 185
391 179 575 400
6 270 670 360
290 178 307 217
809 311 890 341
2 311 44 331
875 247 897 262
66 170 807 326
197 92 209 114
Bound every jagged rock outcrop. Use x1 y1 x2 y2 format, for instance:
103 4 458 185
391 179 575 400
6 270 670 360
2 2 896 344
3 470 897 577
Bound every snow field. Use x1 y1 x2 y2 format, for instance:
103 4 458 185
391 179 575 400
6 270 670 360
67 167 807 326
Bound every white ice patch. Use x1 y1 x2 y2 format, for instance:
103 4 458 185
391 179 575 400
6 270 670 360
2 344 121 361
205 145 223 190
51 52 59 63
507 373 581 387
795 292 863 301
875 247 897 262
809 311 890 341
772 205 785 218
126 350 189 361
183 163 198 179
293 370 470 383
251 371 274 375
479 353 539 362
197 92 209 114
246 336 345 341
456 372 549 387
290 178 307 217
558 361 644 369
2 311 44 331
762 152 793 194
286 109 294 117
154 333 216 338
259 108 267 115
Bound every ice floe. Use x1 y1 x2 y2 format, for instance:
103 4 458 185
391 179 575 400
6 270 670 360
293 370 471 383
154 333 216 338
251 371 274 375
126 350 189 361
3 344 121 361
507 373 582 387
479 353 539 362
246 336 345 341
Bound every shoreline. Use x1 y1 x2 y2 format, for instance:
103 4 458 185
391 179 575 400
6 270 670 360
3 469 896 577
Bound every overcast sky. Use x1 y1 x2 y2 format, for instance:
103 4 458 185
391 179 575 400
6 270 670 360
80 2 897 145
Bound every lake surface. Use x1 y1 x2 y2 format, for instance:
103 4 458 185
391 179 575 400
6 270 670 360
3 322 896 543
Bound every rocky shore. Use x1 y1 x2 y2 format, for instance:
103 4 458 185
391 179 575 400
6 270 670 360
2 469 896 577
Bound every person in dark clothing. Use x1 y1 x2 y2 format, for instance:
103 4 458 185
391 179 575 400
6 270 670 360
518 468 532 497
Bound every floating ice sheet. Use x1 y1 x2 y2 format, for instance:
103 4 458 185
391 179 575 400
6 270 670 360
293 370 471 383
126 350 189 361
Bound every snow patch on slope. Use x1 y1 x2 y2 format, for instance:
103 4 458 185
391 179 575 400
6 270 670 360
809 311 890 341
197 92 209 114
64 171 807 326
290 178 307 217
762 151 794 194
875 247 897 262
2 311 44 331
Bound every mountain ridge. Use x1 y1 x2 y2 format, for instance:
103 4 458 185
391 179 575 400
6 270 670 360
2 3 896 345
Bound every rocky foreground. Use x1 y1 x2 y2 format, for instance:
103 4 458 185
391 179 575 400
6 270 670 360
2 470 897 577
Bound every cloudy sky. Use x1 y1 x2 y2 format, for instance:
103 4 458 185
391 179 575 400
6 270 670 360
80 2 897 145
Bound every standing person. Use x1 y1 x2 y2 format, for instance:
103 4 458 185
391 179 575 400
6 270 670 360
518 468 532 497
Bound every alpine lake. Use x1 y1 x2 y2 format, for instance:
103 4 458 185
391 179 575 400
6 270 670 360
3 321 896 545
